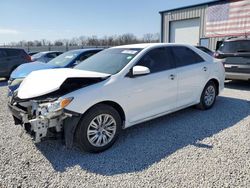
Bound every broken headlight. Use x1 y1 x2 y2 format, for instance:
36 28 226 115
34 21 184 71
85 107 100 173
38 97 74 117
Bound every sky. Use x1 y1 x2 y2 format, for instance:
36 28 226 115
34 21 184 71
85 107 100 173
0 0 215 44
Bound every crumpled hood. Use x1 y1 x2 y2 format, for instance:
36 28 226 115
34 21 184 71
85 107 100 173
17 68 110 99
11 61 59 79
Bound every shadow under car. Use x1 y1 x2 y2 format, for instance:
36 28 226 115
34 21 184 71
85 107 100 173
35 96 250 176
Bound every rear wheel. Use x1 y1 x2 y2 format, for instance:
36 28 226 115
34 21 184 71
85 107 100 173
76 104 122 153
197 81 217 110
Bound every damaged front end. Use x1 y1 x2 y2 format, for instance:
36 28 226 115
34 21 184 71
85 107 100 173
8 95 74 143
8 76 109 146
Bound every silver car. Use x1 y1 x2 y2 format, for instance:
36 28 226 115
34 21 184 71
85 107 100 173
31 51 63 63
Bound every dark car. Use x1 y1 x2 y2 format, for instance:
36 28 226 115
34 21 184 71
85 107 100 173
196 46 214 56
215 37 250 81
0 48 31 79
8 48 103 94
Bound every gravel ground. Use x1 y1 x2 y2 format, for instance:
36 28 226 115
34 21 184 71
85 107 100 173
0 80 249 188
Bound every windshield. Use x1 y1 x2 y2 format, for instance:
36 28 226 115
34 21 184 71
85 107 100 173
32 52 44 59
74 48 142 75
218 40 250 53
48 51 80 67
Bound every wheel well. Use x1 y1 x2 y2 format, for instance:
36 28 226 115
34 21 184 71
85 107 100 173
87 101 126 122
209 78 219 95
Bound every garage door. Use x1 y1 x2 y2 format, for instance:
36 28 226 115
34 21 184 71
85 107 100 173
170 18 200 45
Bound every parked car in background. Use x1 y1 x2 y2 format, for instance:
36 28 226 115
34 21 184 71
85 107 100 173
0 48 31 79
8 48 103 93
196 46 214 56
8 43 225 153
215 37 250 81
31 51 63 63
28 51 39 56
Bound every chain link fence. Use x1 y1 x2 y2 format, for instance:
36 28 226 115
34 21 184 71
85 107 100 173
0 45 110 52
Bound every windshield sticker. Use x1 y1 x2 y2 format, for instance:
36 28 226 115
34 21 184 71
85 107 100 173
127 56 133 60
122 50 138 55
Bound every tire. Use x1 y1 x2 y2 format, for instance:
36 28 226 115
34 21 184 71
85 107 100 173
76 104 122 153
197 81 217 110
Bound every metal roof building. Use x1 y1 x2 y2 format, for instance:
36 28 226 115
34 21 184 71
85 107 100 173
160 0 250 50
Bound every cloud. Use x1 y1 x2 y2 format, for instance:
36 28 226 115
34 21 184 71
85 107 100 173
0 28 19 34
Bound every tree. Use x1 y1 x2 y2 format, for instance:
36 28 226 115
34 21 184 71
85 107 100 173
54 41 64 46
79 36 87 46
143 33 154 43
34 40 42 46
87 36 98 46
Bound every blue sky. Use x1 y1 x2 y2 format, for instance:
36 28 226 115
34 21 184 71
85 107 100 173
0 0 214 44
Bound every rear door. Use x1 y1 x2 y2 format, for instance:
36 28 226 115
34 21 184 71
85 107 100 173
172 46 210 107
5 49 26 74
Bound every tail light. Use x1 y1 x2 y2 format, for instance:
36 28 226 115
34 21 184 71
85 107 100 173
214 52 225 59
24 55 32 62
213 52 220 58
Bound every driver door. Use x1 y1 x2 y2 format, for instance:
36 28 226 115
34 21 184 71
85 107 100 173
123 47 178 124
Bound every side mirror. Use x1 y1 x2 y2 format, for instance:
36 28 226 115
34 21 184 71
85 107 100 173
132 65 150 77
72 60 81 66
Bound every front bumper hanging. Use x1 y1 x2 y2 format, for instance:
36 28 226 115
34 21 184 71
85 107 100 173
8 102 68 143
8 102 82 148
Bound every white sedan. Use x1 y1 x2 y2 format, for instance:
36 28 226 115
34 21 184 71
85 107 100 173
8 43 225 153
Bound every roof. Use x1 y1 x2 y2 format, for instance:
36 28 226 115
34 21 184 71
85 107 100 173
225 37 250 42
112 43 160 49
38 51 62 54
112 43 199 49
69 48 104 52
159 0 221 14
0 47 25 50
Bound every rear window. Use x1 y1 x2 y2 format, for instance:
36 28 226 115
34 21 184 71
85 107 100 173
32 52 44 59
6 49 23 56
219 40 250 53
172 47 204 67
0 49 8 58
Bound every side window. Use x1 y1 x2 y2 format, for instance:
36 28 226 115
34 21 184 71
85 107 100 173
6 49 20 57
46 53 57 58
0 50 8 58
172 47 204 67
137 47 174 73
78 51 97 61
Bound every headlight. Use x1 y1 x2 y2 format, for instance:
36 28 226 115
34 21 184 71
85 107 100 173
9 78 24 87
47 97 74 113
38 97 74 117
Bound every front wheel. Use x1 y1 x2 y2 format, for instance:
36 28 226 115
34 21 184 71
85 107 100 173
197 81 217 110
76 104 122 153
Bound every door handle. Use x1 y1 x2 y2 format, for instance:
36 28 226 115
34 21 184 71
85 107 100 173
231 66 238 68
169 74 175 80
203 67 208 72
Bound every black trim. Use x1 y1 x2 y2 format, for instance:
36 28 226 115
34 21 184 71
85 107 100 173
63 110 82 148
8 103 27 122
160 13 164 42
